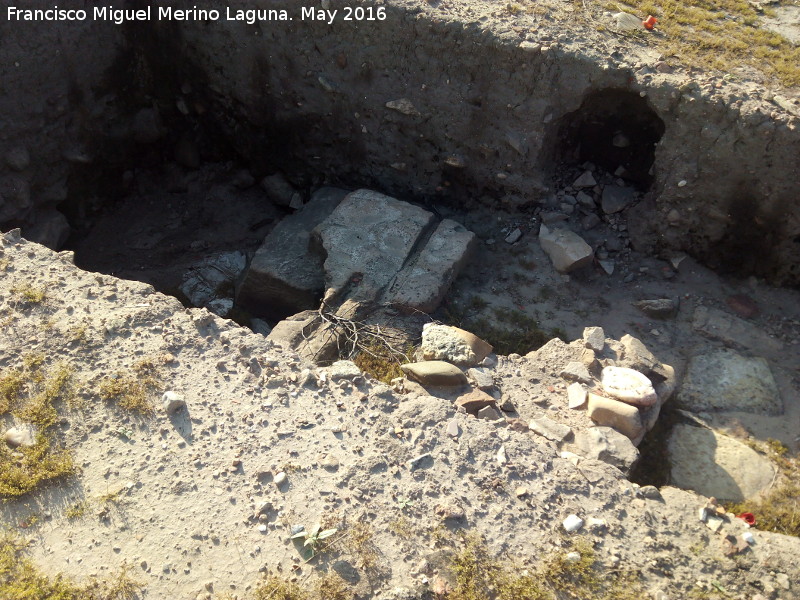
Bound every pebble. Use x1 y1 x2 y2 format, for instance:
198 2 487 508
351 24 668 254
515 486 529 498
583 326 605 352
567 382 587 409
563 514 584 533
446 418 460 437
496 445 508 465
274 472 287 486
573 170 597 188
565 552 581 563
162 391 186 415
504 228 522 244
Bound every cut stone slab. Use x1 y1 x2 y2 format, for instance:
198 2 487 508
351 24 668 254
601 366 658 407
383 218 477 313
633 298 677 319
693 306 783 353
678 349 782 415
538 225 594 273
421 324 493 366
454 389 497 414
583 326 605 352
529 416 572 442
573 426 640 473
601 185 636 214
237 187 347 320
401 361 468 387
586 393 644 442
314 189 435 301
668 424 776 502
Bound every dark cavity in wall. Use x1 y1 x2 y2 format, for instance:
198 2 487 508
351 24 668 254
555 89 665 187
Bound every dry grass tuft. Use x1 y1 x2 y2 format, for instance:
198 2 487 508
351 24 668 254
99 359 161 415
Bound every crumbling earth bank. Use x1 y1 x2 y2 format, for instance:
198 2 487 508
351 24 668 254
2 231 800 599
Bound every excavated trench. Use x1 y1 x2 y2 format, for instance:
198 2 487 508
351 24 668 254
2 0 800 540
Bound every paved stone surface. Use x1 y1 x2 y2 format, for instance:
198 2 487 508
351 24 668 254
678 349 782 414
668 424 776 502
315 189 435 301
383 218 476 313
237 187 346 319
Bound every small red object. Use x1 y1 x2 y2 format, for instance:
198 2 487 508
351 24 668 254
643 15 657 30
737 512 756 526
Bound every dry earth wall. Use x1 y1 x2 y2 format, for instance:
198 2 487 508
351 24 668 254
149 0 800 285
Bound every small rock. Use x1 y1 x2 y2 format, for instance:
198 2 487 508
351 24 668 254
421 324 493 366
385 98 421 116
274 472 287 486
162 391 186 415
563 514 584 533
320 455 340 471
504 228 522 244
576 191 595 208
515 486 529 498
573 171 597 188
260 173 296 207
598 260 615 275
401 361 468 387
637 485 661 499
497 445 508 465
539 225 594 273
466 367 494 391
573 426 640 472
601 366 657 407
529 417 572 442
408 453 433 471
329 360 362 381
583 326 605 352
601 185 636 214
581 213 601 230
454 389 497 414
5 147 30 171
446 419 460 437
477 405 503 421
560 361 593 385
565 552 581 563
4 425 37 448
633 298 677 319
434 501 465 521
567 383 587 409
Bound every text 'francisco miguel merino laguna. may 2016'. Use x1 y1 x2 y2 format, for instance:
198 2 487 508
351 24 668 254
5 5 388 25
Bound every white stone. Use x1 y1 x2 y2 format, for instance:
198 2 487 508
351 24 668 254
421 324 492 366
583 326 605 352
567 382 587 409
601 366 658 407
538 225 594 273
274 472 287 486
4 424 37 448
562 514 584 533
162 391 186 415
